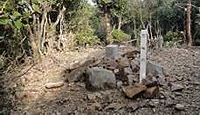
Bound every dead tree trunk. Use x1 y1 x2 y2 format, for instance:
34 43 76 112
186 0 192 46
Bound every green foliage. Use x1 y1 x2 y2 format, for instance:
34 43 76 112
164 31 180 41
76 29 100 46
71 1 100 46
0 0 30 62
89 10 100 31
0 10 25 30
111 0 128 17
93 0 112 5
164 31 182 47
1 0 200 72
111 29 130 43
154 0 182 34
0 0 85 67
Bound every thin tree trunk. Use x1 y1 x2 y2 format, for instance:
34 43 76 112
184 10 187 44
28 25 40 61
118 16 122 30
139 0 145 28
26 1 40 61
186 0 192 46
149 14 153 40
53 6 66 28
134 18 139 46
58 9 64 51
39 11 47 55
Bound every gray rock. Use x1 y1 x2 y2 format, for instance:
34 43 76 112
127 102 142 112
88 102 102 111
165 98 174 107
170 83 184 92
85 67 116 90
124 67 133 75
117 68 129 84
149 99 160 107
105 103 125 111
117 81 123 88
130 60 164 77
146 61 166 86
127 75 136 85
147 61 164 78
87 92 102 101
114 69 119 74
130 59 139 72
67 67 86 82
142 74 158 87
174 92 183 96
175 104 185 111
117 57 130 68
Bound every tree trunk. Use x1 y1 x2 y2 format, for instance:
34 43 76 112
183 11 187 44
134 19 139 47
104 13 112 44
186 0 192 46
149 14 153 40
39 11 47 54
28 25 40 61
118 16 122 30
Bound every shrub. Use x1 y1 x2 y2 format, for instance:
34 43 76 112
164 31 182 47
111 29 130 43
75 28 100 46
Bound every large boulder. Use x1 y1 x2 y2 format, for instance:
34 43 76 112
85 67 116 90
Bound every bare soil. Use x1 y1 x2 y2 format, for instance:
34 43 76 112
0 47 200 115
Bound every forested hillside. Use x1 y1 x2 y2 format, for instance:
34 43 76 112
0 0 200 69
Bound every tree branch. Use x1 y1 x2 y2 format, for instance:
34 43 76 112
53 6 66 28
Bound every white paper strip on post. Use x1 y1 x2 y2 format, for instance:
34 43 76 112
140 29 148 83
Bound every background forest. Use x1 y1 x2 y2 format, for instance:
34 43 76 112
0 0 200 72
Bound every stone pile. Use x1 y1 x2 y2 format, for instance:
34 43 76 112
65 45 165 98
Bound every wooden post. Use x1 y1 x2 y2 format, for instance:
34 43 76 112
140 30 148 83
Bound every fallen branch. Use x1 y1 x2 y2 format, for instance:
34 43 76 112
45 81 64 89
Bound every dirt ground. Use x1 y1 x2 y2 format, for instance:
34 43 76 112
0 46 200 115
